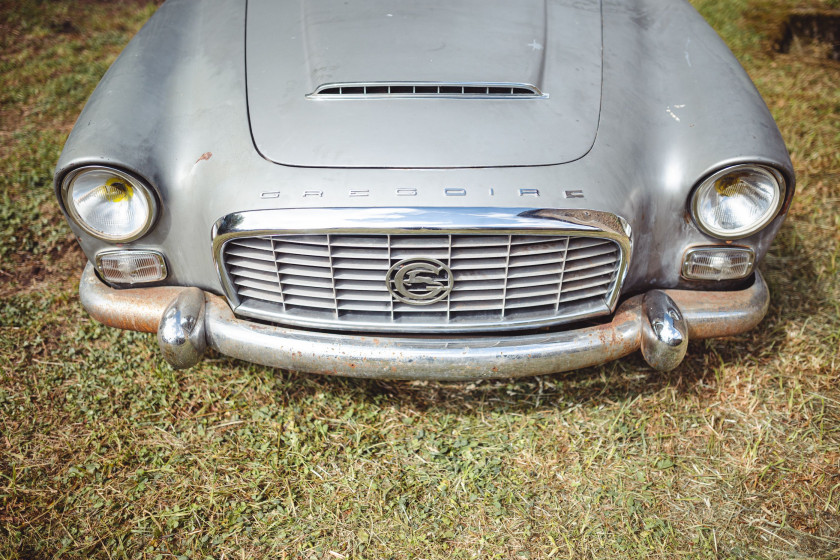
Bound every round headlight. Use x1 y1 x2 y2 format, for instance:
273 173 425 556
690 164 786 239
62 166 157 242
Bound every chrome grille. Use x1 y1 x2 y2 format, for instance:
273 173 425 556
222 233 623 333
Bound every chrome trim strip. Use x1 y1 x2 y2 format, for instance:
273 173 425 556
307 81 548 99
211 208 632 333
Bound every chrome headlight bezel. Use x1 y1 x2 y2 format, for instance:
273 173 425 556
61 165 158 243
690 164 786 240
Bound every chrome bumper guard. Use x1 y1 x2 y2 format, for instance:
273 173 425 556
79 263 770 380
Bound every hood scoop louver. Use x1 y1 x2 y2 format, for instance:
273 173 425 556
308 82 548 99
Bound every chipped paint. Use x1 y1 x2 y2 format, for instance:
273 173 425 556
195 151 213 164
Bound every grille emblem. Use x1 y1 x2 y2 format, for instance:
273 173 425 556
386 258 454 305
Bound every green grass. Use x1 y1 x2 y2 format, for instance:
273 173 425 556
1 0 839 558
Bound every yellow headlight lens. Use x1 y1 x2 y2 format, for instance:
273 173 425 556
96 177 134 203
62 167 156 242
691 165 785 239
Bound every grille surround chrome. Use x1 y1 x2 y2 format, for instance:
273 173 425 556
212 208 631 333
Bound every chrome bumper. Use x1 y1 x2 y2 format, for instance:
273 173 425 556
79 263 770 380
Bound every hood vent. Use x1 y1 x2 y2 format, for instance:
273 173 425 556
307 82 547 99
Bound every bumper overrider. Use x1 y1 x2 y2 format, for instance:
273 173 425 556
79 263 770 380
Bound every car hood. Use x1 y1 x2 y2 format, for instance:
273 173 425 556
246 0 603 168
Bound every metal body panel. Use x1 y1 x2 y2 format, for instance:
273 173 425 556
55 0 794 358
246 0 603 168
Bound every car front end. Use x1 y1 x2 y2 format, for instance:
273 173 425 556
55 0 794 379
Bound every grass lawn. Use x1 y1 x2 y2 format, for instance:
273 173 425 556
1 0 839 558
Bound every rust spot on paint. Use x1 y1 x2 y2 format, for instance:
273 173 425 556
195 152 213 164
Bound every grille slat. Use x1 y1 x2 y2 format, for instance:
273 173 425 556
450 257 508 270
223 232 624 331
562 263 618 282
279 274 334 289
394 302 450 312
449 289 506 302
276 254 331 267
558 286 612 303
282 295 338 310
506 274 562 289
391 248 450 260
225 247 276 263
227 256 277 272
508 252 567 268
449 300 505 312
565 253 619 272
234 277 282 292
237 287 285 304
272 242 331 257
456 270 509 281
567 237 612 249
332 257 390 270
334 279 388 291
509 242 568 257
281 285 336 300
335 300 393 312
505 285 565 299
329 236 390 248
451 246 509 259
453 236 510 247
275 235 329 245
452 278 507 291
503 294 559 310
390 237 452 248
229 238 273 251
566 245 618 261
229 265 278 282
276 264 333 279
333 269 386 281
560 275 614 293
336 289 392 302
330 247 390 259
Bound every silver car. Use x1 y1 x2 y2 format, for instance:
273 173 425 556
56 0 794 379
